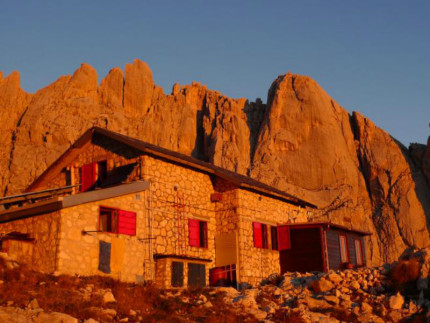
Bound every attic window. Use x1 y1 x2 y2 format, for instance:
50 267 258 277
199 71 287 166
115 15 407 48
80 162 97 192
97 161 107 184
65 168 72 186
98 163 137 188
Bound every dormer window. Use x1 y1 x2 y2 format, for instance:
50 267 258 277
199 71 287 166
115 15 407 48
97 161 107 185
80 161 108 192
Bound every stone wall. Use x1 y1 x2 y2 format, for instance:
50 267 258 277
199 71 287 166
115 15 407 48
141 154 216 286
236 189 310 286
0 212 61 273
58 193 147 282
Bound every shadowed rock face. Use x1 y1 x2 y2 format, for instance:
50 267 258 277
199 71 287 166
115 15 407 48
423 137 430 185
0 59 429 264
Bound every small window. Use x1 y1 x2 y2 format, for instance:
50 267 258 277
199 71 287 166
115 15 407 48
97 161 108 185
189 219 208 248
355 239 364 265
188 263 205 287
99 207 137 236
99 207 118 233
271 226 278 250
65 168 72 187
339 235 349 263
171 262 184 287
253 222 269 249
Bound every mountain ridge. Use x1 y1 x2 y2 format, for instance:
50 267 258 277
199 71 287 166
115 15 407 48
1 59 429 265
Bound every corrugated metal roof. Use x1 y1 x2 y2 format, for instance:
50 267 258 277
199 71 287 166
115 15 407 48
284 222 371 236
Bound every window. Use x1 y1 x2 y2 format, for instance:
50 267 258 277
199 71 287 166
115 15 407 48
65 168 72 187
188 263 205 287
171 262 184 287
99 207 118 233
99 207 136 236
253 222 268 249
339 235 349 263
97 160 107 185
355 239 364 266
189 219 208 247
271 226 278 250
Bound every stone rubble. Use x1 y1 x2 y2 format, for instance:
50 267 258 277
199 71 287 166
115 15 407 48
213 247 430 322
1 248 430 322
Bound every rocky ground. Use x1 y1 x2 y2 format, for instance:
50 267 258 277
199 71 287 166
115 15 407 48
1 248 430 322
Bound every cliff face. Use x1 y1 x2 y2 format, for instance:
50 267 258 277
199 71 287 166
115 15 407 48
0 59 429 264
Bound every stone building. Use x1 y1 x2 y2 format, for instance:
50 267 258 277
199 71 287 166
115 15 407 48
0 127 368 288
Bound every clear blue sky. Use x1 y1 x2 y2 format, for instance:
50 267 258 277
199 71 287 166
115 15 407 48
1 1 429 146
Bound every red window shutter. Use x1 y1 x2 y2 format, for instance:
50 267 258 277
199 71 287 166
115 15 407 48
253 222 263 248
81 162 97 192
117 210 137 236
277 225 291 251
189 219 200 247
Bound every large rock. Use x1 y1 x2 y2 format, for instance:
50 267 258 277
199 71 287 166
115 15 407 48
0 71 32 196
124 59 154 115
388 292 404 310
251 73 381 263
353 112 430 262
311 278 334 293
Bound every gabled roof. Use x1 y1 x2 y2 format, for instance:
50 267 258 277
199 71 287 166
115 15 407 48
27 127 317 208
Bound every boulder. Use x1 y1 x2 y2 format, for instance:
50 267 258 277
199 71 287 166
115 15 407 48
388 292 404 310
324 295 340 305
27 299 40 310
327 272 343 285
102 291 116 304
233 294 258 310
361 302 372 313
311 278 334 293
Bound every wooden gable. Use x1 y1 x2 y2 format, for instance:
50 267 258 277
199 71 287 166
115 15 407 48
27 130 143 192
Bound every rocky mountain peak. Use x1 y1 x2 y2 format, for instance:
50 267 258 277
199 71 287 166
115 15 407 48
0 60 429 264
